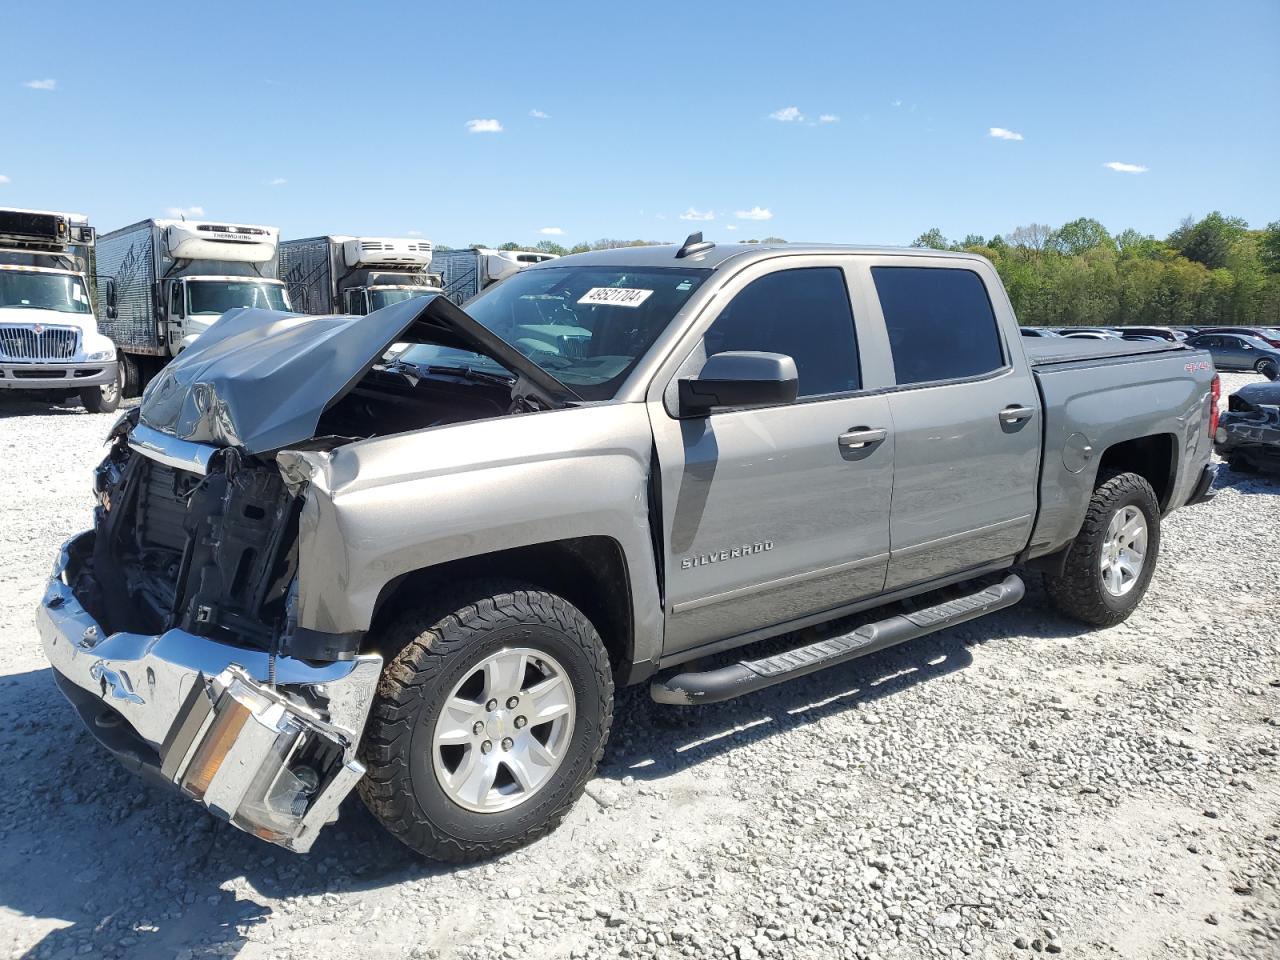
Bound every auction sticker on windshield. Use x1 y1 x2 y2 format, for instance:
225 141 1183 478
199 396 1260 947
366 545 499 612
578 287 654 308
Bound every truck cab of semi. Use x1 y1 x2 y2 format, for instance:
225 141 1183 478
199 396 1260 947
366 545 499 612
280 235 440 316
96 218 291 394
0 207 121 412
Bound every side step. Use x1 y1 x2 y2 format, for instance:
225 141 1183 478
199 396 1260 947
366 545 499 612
650 574 1025 705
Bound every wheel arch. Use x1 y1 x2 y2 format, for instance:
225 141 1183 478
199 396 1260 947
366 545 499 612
364 536 638 683
1094 432 1177 510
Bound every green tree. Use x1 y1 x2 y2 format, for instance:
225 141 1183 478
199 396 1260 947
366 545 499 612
534 240 568 256
1259 220 1280 273
960 233 986 248
1053 218 1114 256
911 228 950 250
1167 212 1248 270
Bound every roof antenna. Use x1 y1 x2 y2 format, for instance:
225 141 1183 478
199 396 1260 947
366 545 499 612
676 231 715 259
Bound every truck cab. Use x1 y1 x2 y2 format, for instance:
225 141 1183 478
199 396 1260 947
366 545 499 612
96 218 291 393
0 208 121 412
281 235 440 316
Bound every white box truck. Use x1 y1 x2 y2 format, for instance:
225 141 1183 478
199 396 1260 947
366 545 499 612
95 218 291 394
431 247 558 304
280 235 440 315
0 207 121 412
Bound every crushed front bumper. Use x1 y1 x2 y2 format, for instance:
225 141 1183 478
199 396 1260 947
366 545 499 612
0 358 118 389
37 533 382 853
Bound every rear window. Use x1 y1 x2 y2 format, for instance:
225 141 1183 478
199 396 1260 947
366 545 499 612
872 267 1005 386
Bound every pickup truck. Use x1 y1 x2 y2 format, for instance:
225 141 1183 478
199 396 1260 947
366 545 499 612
37 236 1219 861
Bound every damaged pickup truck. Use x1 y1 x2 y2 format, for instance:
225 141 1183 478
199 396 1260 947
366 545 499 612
38 237 1220 861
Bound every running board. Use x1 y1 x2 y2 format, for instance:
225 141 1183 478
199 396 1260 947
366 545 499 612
650 574 1025 705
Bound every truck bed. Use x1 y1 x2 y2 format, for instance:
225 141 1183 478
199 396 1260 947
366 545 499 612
1022 338 1187 366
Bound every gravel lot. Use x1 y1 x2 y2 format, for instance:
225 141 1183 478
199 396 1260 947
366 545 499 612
0 374 1276 960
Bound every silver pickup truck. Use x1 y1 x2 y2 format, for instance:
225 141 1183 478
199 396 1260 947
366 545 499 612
38 236 1218 861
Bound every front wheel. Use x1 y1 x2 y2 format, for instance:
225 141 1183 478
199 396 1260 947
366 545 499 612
79 369 122 414
1044 471 1161 626
1255 358 1278 379
358 582 614 862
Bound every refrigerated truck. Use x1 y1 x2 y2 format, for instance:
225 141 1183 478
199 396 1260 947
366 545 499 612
0 207 121 412
431 247 559 305
95 218 291 394
280 235 440 316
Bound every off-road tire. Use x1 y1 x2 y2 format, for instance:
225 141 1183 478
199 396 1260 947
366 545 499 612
1044 470 1161 626
358 581 614 862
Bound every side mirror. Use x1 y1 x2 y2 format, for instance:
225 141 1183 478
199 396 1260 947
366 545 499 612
102 277 118 320
678 351 799 417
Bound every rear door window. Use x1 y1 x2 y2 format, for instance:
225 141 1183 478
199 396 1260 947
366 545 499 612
871 266 1005 386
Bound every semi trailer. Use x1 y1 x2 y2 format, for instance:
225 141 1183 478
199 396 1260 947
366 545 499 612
431 247 558 304
95 218 291 394
280 235 439 316
0 207 121 412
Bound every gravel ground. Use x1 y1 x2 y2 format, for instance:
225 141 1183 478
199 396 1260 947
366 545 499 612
0 374 1277 960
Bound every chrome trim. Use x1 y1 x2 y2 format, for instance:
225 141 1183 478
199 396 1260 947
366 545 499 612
128 423 219 476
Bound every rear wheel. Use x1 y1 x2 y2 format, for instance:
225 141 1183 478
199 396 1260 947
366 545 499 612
1256 357 1278 379
358 582 614 862
119 352 141 398
1044 471 1161 626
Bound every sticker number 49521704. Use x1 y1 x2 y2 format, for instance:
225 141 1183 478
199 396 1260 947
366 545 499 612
578 287 654 308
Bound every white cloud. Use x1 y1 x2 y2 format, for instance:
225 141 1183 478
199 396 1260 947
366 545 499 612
0 175 9 185
679 207 715 221
735 206 773 221
891 99 903 107
1103 161 1149 174
529 109 549 119
818 114 839 124
407 230 424 237
23 78 56 91
725 224 738 231
538 226 565 235
267 177 287 186
770 106 803 122
465 118 503 133
166 205 205 218
989 127 1023 141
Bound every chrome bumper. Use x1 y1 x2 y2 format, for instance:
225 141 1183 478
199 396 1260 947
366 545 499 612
37 533 382 853
0 359 117 389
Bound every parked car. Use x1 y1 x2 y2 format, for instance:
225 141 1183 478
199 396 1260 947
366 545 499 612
1116 326 1186 342
1216 368 1280 472
1185 333 1280 376
1195 326 1280 348
38 237 1218 861
1062 330 1121 340
1020 327 1061 338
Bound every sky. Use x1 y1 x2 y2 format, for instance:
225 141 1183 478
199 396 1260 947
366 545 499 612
1 0 1277 249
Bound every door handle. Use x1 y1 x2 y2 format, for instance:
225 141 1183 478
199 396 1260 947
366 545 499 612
999 404 1035 424
838 427 888 449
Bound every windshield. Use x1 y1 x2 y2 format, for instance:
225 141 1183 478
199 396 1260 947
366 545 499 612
368 287 433 312
397 265 709 400
187 280 290 315
0 270 92 314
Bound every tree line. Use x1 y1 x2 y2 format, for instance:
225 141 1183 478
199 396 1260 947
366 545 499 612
445 212 1280 330
912 213 1280 328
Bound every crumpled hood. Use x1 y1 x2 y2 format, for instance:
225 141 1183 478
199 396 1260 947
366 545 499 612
138 294 577 455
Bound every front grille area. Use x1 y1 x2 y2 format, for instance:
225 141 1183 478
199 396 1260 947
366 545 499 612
0 325 79 360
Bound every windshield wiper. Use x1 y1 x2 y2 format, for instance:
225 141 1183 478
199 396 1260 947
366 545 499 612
384 357 515 387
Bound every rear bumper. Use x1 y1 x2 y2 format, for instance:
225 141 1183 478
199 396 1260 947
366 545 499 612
1183 462 1218 506
37 532 382 853
0 359 117 389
